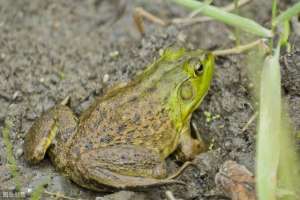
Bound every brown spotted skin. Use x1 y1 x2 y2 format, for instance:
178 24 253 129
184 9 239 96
63 84 183 191
71 88 179 159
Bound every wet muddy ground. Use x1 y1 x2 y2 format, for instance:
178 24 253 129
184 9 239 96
0 0 299 199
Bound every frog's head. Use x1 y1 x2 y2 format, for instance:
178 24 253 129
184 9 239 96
160 48 215 131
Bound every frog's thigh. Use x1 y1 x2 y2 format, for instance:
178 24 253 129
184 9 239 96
177 125 206 161
80 145 166 178
77 145 182 189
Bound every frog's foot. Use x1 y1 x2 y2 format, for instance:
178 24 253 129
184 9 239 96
74 145 185 190
176 125 207 161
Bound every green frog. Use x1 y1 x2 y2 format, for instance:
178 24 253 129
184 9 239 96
24 48 214 191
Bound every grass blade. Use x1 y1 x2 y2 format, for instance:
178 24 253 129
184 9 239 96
2 119 21 191
30 177 50 200
277 113 300 200
273 2 300 26
256 45 281 200
256 44 300 200
171 0 272 38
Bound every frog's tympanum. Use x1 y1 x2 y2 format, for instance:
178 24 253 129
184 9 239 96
24 48 214 191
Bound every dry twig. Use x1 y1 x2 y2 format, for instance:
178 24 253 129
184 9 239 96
242 112 258 132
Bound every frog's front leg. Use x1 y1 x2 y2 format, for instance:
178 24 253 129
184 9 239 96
176 125 206 161
24 102 78 170
74 145 184 190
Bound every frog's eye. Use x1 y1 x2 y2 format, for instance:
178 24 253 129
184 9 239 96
194 62 204 76
179 80 194 101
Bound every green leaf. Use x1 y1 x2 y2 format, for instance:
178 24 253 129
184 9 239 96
280 20 290 47
256 45 281 200
171 0 272 38
273 2 300 26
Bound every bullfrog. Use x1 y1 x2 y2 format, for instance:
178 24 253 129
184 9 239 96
24 48 214 191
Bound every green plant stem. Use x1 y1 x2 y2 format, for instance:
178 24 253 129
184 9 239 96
212 39 268 56
256 44 281 200
273 1 300 26
270 0 278 48
234 0 241 46
171 0 272 38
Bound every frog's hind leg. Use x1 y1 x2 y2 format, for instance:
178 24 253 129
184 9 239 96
24 101 78 168
80 166 185 191
75 145 185 190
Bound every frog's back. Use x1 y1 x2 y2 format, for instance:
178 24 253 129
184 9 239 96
72 84 179 159
71 54 189 159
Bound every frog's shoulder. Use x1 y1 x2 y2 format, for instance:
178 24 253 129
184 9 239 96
100 48 186 99
79 49 184 122
98 55 165 100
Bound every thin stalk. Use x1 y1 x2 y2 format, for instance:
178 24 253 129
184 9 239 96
234 0 241 46
212 39 268 56
171 0 272 38
273 1 300 26
270 0 278 48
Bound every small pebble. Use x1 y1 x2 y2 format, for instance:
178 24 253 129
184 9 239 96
8 185 16 191
177 32 187 42
15 148 23 158
225 141 231 147
109 51 119 58
103 74 110 83
49 74 60 84
1 53 6 59
88 72 97 80
159 49 164 56
12 91 22 101
27 188 32 194
215 160 255 200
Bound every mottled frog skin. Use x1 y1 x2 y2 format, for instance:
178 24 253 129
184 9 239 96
24 48 214 191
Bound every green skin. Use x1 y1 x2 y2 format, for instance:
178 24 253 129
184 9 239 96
23 48 214 191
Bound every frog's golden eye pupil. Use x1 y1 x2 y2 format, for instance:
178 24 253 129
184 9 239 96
180 81 194 100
